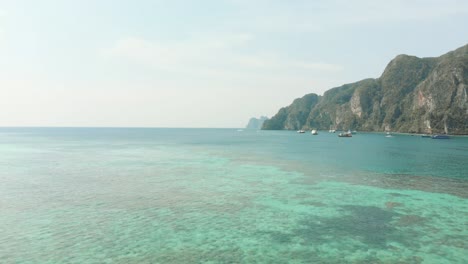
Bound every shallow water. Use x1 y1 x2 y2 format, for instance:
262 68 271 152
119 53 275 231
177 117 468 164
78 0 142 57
0 128 467 263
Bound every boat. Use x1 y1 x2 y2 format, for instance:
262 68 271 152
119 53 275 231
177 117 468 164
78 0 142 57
311 129 318 135
351 130 357 134
328 125 336 133
338 131 352 137
297 130 305 133
421 134 431 138
431 134 449 139
385 132 393 138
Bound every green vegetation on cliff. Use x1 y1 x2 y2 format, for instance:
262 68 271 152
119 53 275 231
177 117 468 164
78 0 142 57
262 94 319 130
262 44 468 134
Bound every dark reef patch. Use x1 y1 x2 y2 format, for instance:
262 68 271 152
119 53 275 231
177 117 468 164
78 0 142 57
260 205 424 249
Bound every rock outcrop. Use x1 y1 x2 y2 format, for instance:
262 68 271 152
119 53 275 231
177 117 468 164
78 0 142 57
262 94 319 130
245 116 269 129
262 44 468 134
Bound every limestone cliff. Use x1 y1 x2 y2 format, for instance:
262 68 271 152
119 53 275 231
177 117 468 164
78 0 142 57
262 44 468 134
245 116 269 129
262 94 320 130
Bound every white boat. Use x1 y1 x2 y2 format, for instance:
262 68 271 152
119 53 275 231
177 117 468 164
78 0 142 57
297 130 305 133
338 131 352 137
385 132 393 138
311 129 318 135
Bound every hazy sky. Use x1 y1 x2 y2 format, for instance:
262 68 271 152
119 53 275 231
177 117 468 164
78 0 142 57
1 0 467 127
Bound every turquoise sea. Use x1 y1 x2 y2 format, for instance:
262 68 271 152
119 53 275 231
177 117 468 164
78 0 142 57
0 128 467 263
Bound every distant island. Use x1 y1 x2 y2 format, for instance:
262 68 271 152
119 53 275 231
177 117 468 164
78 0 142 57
262 44 468 134
246 116 269 129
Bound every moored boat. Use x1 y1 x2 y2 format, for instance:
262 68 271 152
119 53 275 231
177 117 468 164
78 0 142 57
297 130 305 133
338 131 352 137
311 129 318 135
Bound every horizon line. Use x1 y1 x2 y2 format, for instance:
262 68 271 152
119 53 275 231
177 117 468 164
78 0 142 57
0 126 245 129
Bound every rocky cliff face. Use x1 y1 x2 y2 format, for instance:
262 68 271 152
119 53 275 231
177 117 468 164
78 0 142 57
262 44 468 134
262 94 319 130
245 116 269 129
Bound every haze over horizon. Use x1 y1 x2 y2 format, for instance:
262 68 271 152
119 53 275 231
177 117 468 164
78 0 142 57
1 0 467 128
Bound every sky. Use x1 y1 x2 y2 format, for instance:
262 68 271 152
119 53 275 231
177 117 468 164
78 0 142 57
0 0 467 128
